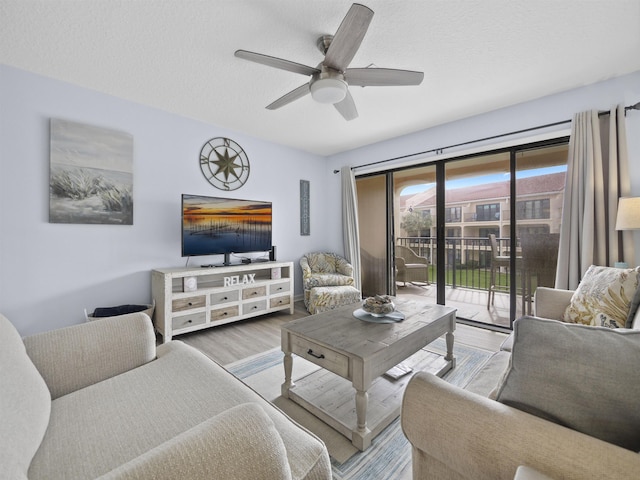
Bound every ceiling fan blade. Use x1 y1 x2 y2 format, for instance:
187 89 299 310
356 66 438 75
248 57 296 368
324 4 374 72
266 83 310 110
235 50 320 76
334 90 358 121
345 68 424 86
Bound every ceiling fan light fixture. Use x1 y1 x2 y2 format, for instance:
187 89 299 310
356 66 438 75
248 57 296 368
310 77 347 104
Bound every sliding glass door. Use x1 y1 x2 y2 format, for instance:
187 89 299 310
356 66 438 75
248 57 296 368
356 138 568 330
444 152 514 327
393 165 438 303
514 144 567 318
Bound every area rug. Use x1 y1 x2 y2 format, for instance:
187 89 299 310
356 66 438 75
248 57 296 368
225 338 493 480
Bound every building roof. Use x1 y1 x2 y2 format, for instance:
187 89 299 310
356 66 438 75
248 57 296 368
401 171 566 210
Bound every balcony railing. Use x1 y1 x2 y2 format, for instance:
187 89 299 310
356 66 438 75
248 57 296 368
396 236 517 292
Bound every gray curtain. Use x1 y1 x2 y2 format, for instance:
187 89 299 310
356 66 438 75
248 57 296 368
555 105 632 289
341 166 361 291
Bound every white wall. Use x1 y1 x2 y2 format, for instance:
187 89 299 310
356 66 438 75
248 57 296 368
0 65 331 336
326 70 640 253
3 65 640 336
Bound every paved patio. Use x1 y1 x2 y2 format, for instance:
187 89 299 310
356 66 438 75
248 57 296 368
395 282 526 329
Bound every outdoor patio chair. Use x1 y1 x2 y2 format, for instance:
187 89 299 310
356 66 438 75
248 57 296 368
395 245 429 286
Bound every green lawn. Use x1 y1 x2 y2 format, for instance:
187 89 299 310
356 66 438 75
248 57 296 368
427 265 516 290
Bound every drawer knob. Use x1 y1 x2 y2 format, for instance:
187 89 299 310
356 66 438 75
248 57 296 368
188 302 193 306
223 296 228 300
307 349 325 360
187 319 192 323
223 312 227 316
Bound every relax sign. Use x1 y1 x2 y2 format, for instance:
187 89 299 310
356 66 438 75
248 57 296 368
224 274 256 287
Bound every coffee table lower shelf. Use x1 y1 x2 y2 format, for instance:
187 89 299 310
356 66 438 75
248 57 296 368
284 347 452 450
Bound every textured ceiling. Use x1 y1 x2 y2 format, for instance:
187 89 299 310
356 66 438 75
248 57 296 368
2 0 640 156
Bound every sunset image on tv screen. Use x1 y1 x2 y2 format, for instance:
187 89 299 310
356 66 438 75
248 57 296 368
182 195 272 256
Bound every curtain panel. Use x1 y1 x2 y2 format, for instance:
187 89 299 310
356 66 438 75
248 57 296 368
556 105 632 290
341 166 362 291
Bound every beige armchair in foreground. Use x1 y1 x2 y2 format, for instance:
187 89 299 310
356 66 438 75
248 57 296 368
395 244 429 286
402 267 640 479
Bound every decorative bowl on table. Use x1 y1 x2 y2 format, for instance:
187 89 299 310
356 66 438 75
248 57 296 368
362 295 395 317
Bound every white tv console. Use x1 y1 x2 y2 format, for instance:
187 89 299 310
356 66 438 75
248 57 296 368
151 261 294 343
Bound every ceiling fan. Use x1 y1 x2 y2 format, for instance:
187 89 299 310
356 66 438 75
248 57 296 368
234 3 424 121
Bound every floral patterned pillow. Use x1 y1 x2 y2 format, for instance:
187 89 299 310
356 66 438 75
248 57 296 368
563 265 640 328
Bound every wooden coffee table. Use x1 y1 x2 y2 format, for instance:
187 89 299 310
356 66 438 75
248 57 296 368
281 299 456 450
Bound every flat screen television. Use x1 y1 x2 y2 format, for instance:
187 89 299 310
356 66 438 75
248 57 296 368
182 194 272 263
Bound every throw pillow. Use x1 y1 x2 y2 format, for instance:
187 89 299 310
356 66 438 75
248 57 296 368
562 265 640 328
494 316 640 451
626 282 640 328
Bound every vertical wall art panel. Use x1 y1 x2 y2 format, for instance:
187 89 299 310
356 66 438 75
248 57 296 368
300 179 310 235
49 118 134 224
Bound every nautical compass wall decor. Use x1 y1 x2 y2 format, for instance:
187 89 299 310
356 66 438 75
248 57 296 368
199 137 250 190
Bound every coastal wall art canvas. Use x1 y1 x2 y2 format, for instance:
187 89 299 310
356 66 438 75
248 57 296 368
49 119 133 224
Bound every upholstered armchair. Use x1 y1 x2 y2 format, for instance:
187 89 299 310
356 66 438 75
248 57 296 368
402 265 640 480
300 252 361 314
395 245 429 286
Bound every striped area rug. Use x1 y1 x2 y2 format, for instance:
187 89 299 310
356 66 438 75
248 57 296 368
225 338 493 480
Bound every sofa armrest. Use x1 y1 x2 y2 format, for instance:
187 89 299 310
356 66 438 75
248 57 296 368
23 312 156 400
97 403 293 480
532 287 574 320
401 372 640 480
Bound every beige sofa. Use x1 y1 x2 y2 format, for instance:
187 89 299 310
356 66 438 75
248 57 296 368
0 312 331 480
401 286 640 479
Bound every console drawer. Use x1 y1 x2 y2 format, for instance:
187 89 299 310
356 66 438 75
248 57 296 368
210 290 239 305
243 299 267 315
210 305 239 322
172 312 206 330
269 281 291 295
172 295 206 312
290 337 349 377
270 296 290 309
242 285 267 300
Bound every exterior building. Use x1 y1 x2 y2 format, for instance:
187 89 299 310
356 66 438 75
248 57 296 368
398 171 566 267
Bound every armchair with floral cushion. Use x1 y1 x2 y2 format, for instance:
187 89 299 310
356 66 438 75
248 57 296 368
300 252 361 314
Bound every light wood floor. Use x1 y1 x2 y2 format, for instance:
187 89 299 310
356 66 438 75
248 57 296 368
179 300 508 366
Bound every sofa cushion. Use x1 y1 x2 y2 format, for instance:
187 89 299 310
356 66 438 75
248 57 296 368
98 403 293 480
464 350 510 398
562 265 640 328
494 316 640 451
304 252 352 275
0 314 51 479
308 285 361 314
306 273 354 289
29 340 330 480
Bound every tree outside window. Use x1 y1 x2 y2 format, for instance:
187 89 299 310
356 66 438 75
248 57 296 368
401 210 432 237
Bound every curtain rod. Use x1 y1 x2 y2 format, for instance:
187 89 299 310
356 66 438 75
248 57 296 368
333 100 640 174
